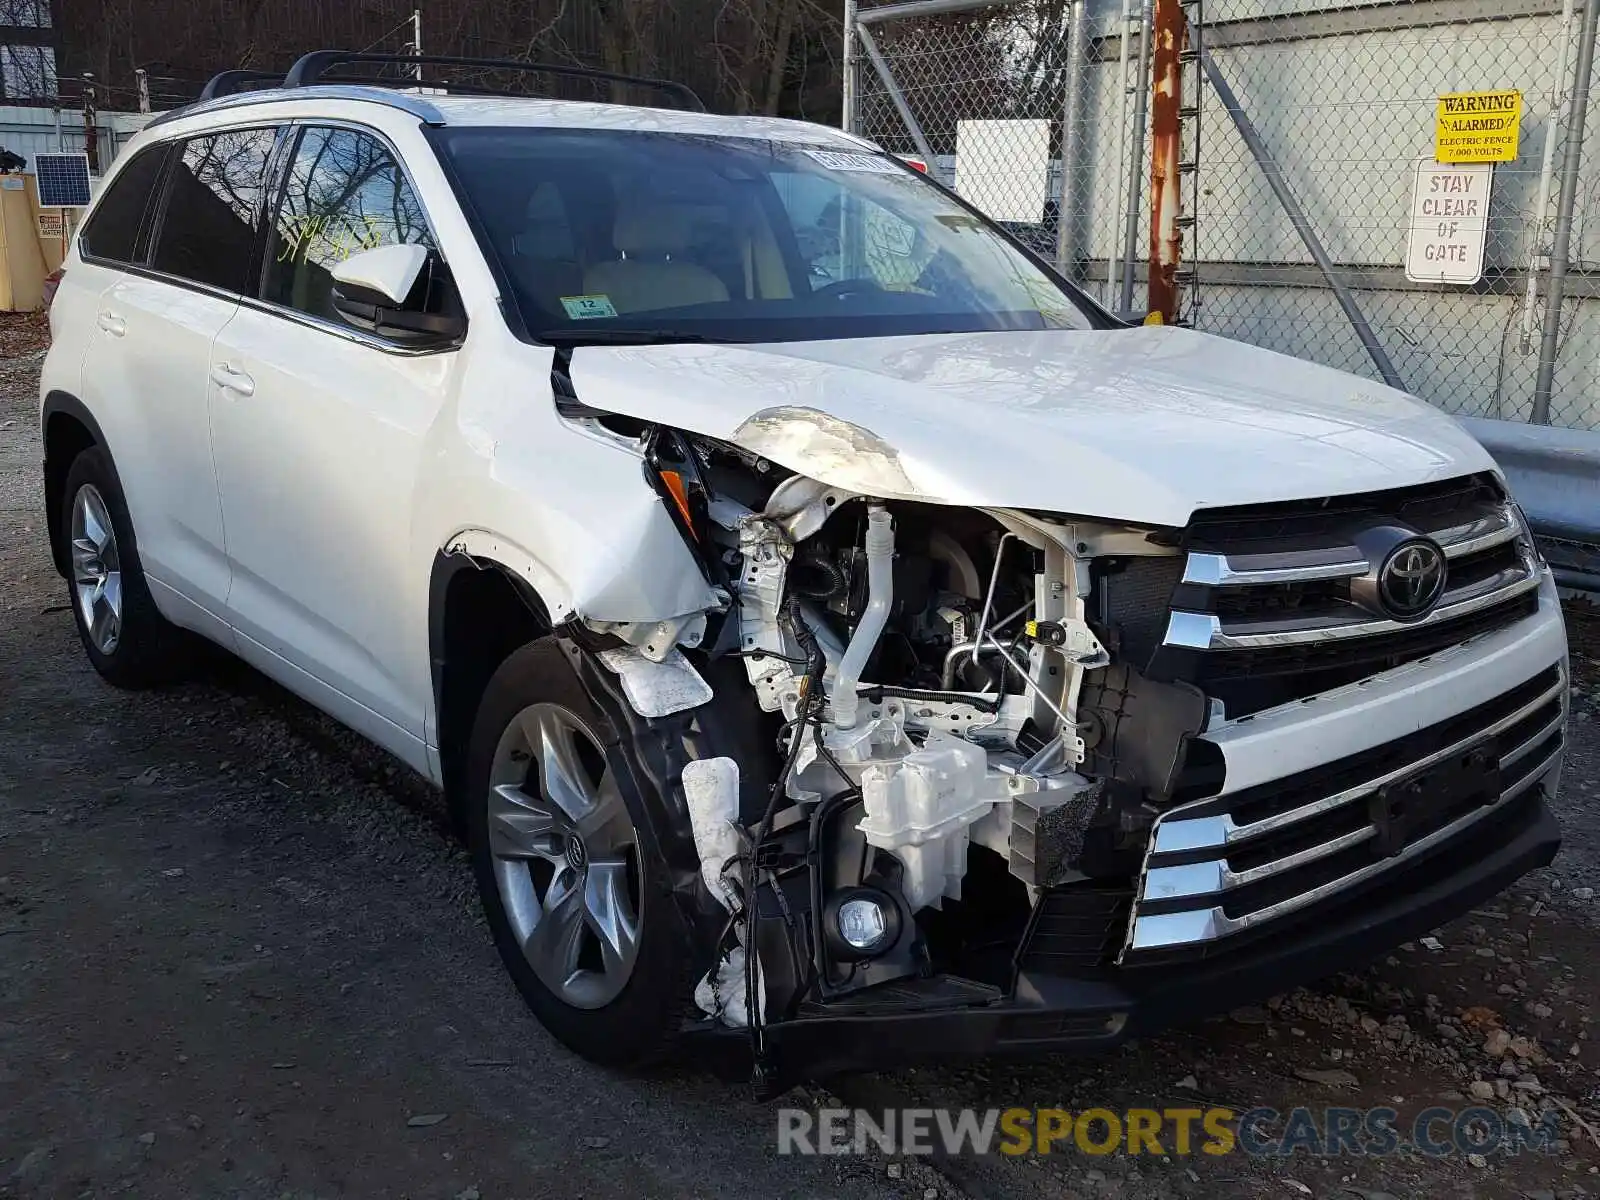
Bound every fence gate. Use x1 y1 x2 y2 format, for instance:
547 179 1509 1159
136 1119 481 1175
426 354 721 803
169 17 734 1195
844 0 1600 433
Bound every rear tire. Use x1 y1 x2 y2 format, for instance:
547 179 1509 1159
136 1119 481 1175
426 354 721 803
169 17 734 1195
465 638 696 1068
59 445 187 688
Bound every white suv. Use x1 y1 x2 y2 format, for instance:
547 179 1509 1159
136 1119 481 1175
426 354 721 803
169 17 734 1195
42 54 1567 1085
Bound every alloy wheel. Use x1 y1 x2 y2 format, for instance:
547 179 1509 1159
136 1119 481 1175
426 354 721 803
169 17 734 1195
486 702 643 1009
70 483 122 655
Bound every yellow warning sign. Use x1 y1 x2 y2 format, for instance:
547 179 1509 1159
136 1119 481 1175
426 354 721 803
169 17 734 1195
1435 90 1523 163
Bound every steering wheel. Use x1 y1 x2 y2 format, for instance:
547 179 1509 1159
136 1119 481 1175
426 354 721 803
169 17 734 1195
811 278 888 301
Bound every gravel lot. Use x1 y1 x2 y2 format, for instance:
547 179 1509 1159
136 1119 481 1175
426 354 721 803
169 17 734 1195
3 339 1599 1199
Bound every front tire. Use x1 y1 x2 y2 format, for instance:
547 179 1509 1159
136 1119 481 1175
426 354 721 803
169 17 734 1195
59 445 186 688
465 638 696 1068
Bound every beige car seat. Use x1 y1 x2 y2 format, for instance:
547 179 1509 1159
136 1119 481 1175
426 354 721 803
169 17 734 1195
582 198 729 314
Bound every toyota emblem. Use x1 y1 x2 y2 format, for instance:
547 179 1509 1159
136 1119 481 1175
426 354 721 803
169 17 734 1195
1377 539 1446 619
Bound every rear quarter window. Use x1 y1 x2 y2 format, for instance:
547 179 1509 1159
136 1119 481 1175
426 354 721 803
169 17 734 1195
78 144 170 264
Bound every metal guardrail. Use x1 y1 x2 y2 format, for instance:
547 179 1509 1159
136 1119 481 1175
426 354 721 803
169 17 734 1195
1458 416 1600 594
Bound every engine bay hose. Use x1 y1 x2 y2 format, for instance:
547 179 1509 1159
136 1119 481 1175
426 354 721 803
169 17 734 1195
833 504 894 729
787 554 848 600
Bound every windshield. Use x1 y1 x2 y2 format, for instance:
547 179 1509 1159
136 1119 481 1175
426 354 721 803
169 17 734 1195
436 127 1104 345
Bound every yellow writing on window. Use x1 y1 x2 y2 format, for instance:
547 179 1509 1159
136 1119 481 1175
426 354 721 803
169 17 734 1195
277 212 395 267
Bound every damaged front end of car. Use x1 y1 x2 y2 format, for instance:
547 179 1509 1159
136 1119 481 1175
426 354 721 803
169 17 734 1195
551 392 1230 1088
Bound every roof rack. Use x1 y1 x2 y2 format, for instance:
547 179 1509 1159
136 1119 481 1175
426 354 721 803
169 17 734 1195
147 84 445 130
198 70 285 101
281 51 706 112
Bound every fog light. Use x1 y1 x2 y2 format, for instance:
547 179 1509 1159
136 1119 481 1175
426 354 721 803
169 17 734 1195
837 898 888 950
824 887 901 960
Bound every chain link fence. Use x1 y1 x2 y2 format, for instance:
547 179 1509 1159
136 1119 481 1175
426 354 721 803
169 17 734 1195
847 0 1600 431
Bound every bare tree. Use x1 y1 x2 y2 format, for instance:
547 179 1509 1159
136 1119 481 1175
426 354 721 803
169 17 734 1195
56 0 848 120
0 44 55 99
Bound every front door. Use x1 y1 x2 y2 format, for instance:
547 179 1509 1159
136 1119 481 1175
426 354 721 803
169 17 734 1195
209 124 455 755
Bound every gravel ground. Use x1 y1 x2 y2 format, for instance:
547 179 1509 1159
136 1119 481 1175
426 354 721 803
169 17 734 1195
0 312 49 360
1558 603 1600 900
4 348 1600 1200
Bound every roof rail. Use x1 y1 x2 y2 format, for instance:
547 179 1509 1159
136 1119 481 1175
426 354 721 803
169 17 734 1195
198 70 286 101
145 84 447 130
282 51 706 112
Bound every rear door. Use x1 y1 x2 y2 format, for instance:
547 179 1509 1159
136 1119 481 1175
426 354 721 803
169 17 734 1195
49 142 169 415
79 127 277 637
45 143 168 559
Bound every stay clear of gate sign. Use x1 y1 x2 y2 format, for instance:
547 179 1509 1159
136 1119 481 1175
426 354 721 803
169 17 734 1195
1405 160 1493 285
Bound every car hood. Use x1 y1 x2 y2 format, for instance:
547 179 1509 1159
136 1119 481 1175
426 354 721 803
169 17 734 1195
566 325 1494 528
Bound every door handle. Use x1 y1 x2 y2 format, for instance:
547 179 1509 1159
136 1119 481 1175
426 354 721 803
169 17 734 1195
96 311 126 336
209 363 256 397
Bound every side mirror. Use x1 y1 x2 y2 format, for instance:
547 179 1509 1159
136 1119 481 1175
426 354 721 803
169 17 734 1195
332 243 428 305
331 244 467 345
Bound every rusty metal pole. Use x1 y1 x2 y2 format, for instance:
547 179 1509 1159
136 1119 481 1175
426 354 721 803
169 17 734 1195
81 74 99 174
1146 0 1186 323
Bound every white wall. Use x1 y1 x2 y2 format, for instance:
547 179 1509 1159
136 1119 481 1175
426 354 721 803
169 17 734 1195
0 105 152 176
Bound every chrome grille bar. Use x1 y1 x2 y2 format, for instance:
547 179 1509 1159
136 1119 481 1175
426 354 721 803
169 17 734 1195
1125 742 1562 953
1181 548 1366 587
1178 504 1517 589
1144 684 1560 903
1143 824 1375 903
1436 507 1519 558
1122 665 1567 955
1501 711 1566 769
1163 560 1539 651
1150 670 1566 855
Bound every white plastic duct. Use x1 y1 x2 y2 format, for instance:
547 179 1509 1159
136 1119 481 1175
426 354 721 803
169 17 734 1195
833 504 895 729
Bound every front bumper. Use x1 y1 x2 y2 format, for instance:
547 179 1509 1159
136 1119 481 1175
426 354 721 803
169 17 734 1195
688 773 1559 1082
687 580 1568 1085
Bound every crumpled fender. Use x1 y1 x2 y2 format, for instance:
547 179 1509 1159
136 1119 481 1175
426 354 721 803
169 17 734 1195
443 527 578 621
559 645 777 977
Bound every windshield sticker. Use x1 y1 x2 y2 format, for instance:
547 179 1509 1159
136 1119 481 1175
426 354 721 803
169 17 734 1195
560 294 619 320
803 150 903 175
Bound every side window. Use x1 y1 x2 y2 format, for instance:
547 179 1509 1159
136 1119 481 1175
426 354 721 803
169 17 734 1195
263 126 436 324
148 129 276 293
78 144 169 264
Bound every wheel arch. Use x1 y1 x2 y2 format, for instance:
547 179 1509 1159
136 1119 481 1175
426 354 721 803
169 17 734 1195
428 535 564 837
431 533 780 1010
40 391 113 578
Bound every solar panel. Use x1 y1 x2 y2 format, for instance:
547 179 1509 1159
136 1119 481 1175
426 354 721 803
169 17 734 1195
35 152 92 208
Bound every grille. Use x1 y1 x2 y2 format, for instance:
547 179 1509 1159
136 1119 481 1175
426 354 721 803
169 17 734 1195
1120 664 1566 959
1162 590 1539 694
1098 556 1185 668
1183 473 1504 552
1016 885 1133 976
1133 474 1543 717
